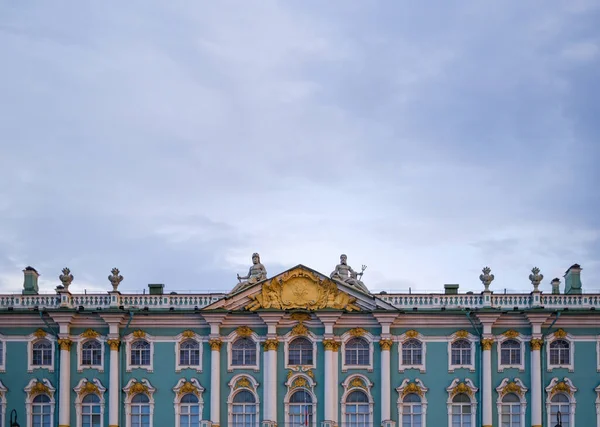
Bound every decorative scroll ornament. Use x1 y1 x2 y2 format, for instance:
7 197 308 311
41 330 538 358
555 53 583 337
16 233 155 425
554 329 567 339
59 267 74 289
177 381 201 397
502 330 519 339
291 323 308 336
236 326 253 337
107 339 120 351
322 339 341 351
58 338 73 351
481 338 494 351
552 382 571 394
245 267 360 312
455 330 469 339
181 330 195 338
447 379 478 398
350 378 366 389
25 379 56 399
530 338 544 351
126 380 154 397
82 329 100 339
132 330 146 339
291 377 308 389
397 378 428 399
234 377 251 389
108 268 124 291
33 328 47 338
496 378 527 399
379 338 393 351
208 338 222 351
546 377 577 398
263 339 279 351
30 381 51 397
479 266 495 291
349 328 367 337
402 382 424 397
405 330 419 339
529 267 543 291
79 381 100 397
503 382 523 397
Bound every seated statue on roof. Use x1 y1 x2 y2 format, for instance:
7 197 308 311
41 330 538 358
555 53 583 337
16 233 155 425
330 254 369 293
231 253 267 293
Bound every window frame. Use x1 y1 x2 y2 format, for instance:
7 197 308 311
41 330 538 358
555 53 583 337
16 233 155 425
396 378 428 427
398 331 427 373
496 333 525 372
175 331 203 373
227 374 260 427
594 383 600 427
546 333 575 372
285 335 317 370
0 335 6 372
27 332 56 373
173 378 205 427
284 374 317 427
76 334 106 373
447 331 476 372
124 331 155 373
226 330 260 372
24 378 56 427
73 378 106 427
446 378 478 427
342 332 374 371
495 378 527 427
0 379 7 427
123 378 156 427
545 377 577 427
341 375 374 426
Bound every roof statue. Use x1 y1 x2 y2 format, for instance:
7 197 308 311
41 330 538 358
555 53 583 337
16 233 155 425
330 254 369 293
231 253 267 293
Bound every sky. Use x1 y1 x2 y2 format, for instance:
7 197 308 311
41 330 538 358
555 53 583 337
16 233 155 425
0 1 599 296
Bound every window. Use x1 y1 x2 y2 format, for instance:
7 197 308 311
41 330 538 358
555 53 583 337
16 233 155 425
550 394 570 427
131 340 151 366
33 339 53 366
402 340 422 366
345 338 370 366
82 340 102 366
288 338 313 366
402 394 422 427
451 394 472 427
32 394 52 427
549 340 570 365
288 390 313 427
0 340 3 366
232 390 257 427
499 393 520 427
232 338 256 366
131 394 151 427
345 390 370 427
179 394 200 427
81 394 102 427
500 340 520 365
451 340 471 366
180 340 200 367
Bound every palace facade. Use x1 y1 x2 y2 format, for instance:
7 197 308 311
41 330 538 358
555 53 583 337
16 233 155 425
0 261 599 427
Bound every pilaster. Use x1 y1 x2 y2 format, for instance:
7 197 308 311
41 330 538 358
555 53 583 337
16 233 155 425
203 313 227 427
373 312 398 425
317 311 343 425
258 312 283 424
99 313 126 427
526 313 551 427
48 312 74 427
474 313 500 427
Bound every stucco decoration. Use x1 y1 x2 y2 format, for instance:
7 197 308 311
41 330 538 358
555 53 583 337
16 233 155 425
502 330 520 339
33 328 47 338
529 267 543 291
379 338 393 351
554 329 567 339
123 378 155 397
479 267 495 291
481 338 494 351
25 378 55 399
74 378 106 398
208 338 222 351
330 254 369 293
447 378 478 398
496 378 527 398
173 378 204 397
405 330 419 339
263 339 279 351
246 267 360 311
132 330 146 339
58 338 73 351
81 329 100 339
547 378 577 397
236 326 253 337
349 328 367 337
181 330 195 339
455 330 469 339
530 338 544 351
397 378 428 398
107 339 120 351
108 268 123 291
59 267 74 290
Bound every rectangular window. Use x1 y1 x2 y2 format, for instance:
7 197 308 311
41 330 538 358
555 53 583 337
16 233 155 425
501 349 521 365
402 348 422 365
550 349 569 365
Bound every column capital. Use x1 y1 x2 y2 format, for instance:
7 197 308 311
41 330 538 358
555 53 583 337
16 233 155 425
530 338 544 351
107 339 121 351
480 338 494 351
379 338 394 351
58 338 73 351
263 339 279 351
208 338 223 351
323 338 341 352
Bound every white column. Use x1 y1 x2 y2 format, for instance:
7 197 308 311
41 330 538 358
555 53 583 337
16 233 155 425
333 344 339 423
209 338 222 426
380 339 392 423
481 339 493 427
323 340 337 422
263 339 278 422
108 339 120 427
530 338 543 427
58 338 72 427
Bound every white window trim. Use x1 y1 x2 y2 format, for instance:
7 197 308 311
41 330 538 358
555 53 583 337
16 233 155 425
341 331 374 372
447 331 477 372
27 331 56 373
227 374 260 427
341 374 374 424
545 377 577 427
596 336 600 373
396 378 429 427
173 378 205 427
496 334 526 372
73 378 106 427
0 334 6 372
545 333 575 372
398 331 426 373
76 333 106 373
226 330 260 372
495 378 527 427
0 379 7 427
123 378 156 427
594 383 600 427
124 331 155 373
175 331 204 373
24 378 56 427
284 373 317 427
284 331 318 370
446 378 478 427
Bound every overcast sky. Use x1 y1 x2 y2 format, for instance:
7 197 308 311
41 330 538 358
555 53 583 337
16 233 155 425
1 1 598 296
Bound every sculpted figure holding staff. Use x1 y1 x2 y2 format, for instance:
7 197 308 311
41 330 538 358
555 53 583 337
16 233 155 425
231 253 267 293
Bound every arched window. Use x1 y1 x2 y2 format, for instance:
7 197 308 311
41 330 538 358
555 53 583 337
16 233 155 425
179 393 200 427
288 390 313 427
401 393 422 427
345 338 370 366
179 340 200 366
402 339 422 366
500 340 521 365
131 340 151 366
32 339 53 366
82 340 102 366
550 394 570 427
81 394 102 427
232 390 257 427
232 338 256 366
549 340 570 365
131 394 151 427
289 338 313 366
451 340 471 366
345 390 370 427
31 394 52 427
451 393 472 427
500 393 520 427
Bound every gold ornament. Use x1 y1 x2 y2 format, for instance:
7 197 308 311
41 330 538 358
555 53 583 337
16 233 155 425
132 330 146 339
530 339 544 351
455 330 469 339
451 382 473 397
405 330 419 339
501 381 523 397
82 329 100 339
29 381 51 397
480 339 494 351
502 330 519 339
33 329 47 338
128 382 149 396
379 339 393 351
235 378 251 389
263 339 279 351
305 369 314 379
292 377 308 389
237 326 253 337
551 381 572 396
291 323 309 336
58 338 73 351
209 338 222 351
178 381 199 396
350 378 366 389
181 330 195 338
554 329 567 339
290 312 311 322
323 339 338 351
107 339 120 351
401 382 424 397
78 381 100 397
349 328 367 337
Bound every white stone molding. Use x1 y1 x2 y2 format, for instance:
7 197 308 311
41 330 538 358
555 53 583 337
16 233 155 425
340 329 374 372
340 374 374 424
545 331 575 372
226 328 260 372
284 372 317 427
123 378 156 427
27 330 56 373
446 378 478 427
0 334 6 372
397 331 426 373
595 383 600 427
495 378 527 427
174 331 204 373
0 379 7 427
597 336 600 372
24 378 56 427
396 378 428 427
545 377 577 427
173 378 205 427
75 331 106 373
227 374 260 427
283 330 318 370
124 331 155 372
495 332 525 372
73 378 106 427
447 331 477 372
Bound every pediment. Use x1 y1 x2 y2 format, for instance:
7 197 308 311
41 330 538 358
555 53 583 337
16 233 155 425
204 264 396 312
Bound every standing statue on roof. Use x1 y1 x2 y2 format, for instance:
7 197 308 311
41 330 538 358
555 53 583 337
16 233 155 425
231 253 268 293
330 254 369 293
